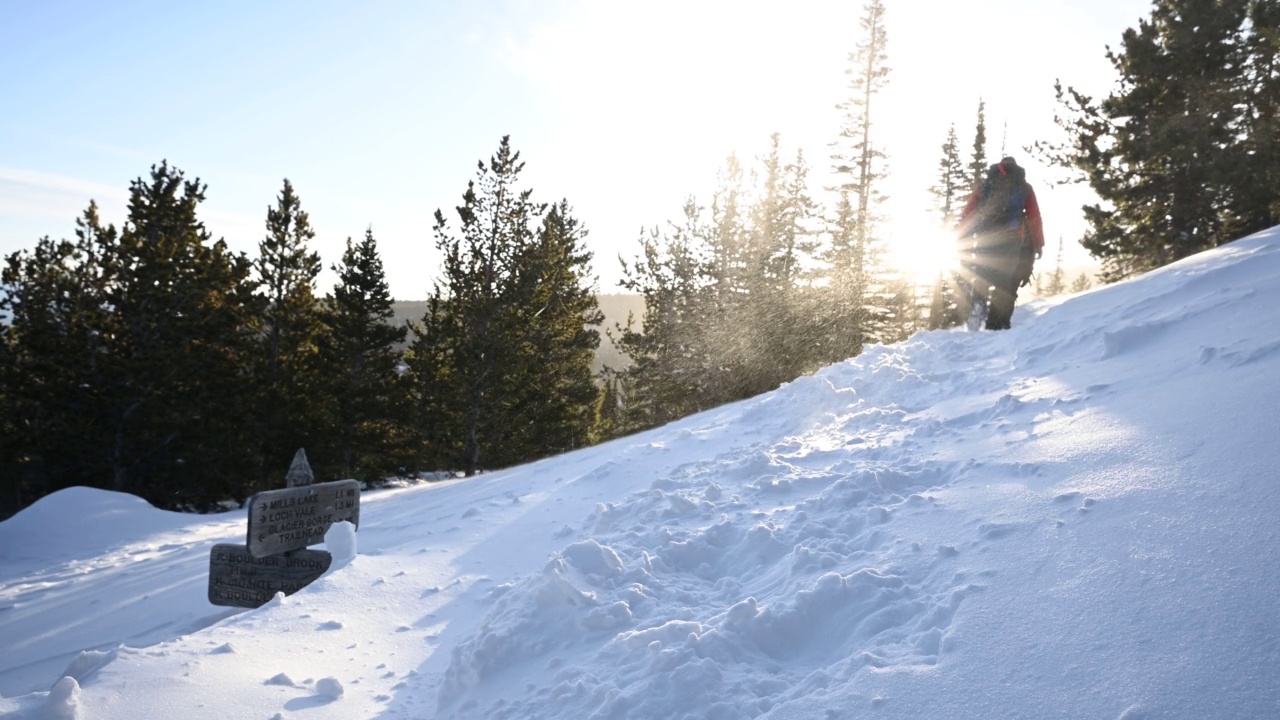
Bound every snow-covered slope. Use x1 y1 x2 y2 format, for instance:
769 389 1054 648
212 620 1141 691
3 228 1279 719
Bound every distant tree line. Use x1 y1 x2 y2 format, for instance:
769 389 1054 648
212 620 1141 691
0 139 604 515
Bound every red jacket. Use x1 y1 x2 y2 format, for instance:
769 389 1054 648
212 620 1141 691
958 167 1045 254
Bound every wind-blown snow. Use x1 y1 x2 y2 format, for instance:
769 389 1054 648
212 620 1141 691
3 228 1280 719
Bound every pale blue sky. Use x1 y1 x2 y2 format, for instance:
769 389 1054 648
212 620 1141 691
2 0 1152 298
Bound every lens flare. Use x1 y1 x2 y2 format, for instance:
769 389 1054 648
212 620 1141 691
884 221 964 285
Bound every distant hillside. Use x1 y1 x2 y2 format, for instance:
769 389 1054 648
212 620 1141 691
391 294 645 376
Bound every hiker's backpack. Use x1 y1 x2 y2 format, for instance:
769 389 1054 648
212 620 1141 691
971 164 1029 241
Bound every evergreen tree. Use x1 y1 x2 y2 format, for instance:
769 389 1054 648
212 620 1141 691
827 0 896 348
413 136 601 475
403 295 460 475
931 124 969 222
927 124 970 329
1070 272 1094 293
755 142 823 386
321 229 407 480
590 368 627 443
500 201 603 462
2 165 263 511
1230 0 1280 234
613 201 717 431
0 205 118 508
1046 0 1254 280
1044 236 1067 296
253 179 327 487
614 138 824 431
820 192 868 360
437 136 539 476
968 99 989 192
107 163 260 508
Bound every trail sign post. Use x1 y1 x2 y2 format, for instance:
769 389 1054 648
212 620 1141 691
246 479 360 558
208 468 362 608
207 544 333 608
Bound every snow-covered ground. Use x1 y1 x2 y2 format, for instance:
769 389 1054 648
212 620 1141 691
3 228 1280 719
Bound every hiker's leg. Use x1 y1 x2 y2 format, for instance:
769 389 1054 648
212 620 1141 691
985 253 1020 330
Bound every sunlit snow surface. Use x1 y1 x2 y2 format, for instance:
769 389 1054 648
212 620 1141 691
3 228 1280 719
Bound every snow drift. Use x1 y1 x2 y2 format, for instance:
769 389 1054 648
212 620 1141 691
2 227 1279 719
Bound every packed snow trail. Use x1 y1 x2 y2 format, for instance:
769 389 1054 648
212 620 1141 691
1 227 1279 719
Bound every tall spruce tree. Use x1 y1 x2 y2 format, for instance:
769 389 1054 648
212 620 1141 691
500 200 603 463
403 294 461 474
253 179 326 487
430 137 539 475
1231 0 1280 234
932 124 970 222
927 124 971 329
0 205 118 509
107 162 260 508
614 201 718 431
820 192 868 360
614 139 824 431
412 136 606 476
754 140 823 387
968 99 988 191
322 229 407 480
827 0 902 347
1047 0 1254 280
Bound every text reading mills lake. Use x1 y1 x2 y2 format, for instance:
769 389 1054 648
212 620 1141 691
246 479 360 557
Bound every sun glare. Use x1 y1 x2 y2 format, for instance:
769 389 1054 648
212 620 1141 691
885 220 963 285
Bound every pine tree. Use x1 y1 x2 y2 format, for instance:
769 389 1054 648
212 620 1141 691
968 99 989 192
403 295 460 475
755 142 823 386
613 136 827 430
321 229 408 481
500 200 603 463
589 368 627 443
1047 0 1253 280
106 162 260 508
253 179 326 487
820 192 868 360
614 201 717 431
0 205 119 508
932 124 969 223
1230 0 1280 234
415 136 601 476
1044 236 1067 296
927 124 970 329
827 0 896 348
1070 272 1093 293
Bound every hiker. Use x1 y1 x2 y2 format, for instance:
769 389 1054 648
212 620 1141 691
956 156 1045 330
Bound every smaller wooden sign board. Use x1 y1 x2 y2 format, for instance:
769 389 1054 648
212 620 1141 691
246 479 360 558
207 544 332 608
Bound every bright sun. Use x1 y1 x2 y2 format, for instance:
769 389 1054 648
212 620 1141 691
883 219 963 285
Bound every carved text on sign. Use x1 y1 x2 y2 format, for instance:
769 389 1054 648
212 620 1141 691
246 479 360 557
207 544 333 608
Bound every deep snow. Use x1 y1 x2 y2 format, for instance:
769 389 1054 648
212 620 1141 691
2 228 1280 719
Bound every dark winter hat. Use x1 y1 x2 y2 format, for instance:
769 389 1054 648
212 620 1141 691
999 156 1018 168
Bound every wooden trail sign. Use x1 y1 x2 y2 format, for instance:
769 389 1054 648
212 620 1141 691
208 544 333 608
246 479 360 558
